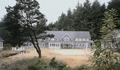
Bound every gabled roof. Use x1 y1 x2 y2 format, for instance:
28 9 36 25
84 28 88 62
46 31 91 41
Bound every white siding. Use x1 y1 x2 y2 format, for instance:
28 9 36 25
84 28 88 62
0 42 3 49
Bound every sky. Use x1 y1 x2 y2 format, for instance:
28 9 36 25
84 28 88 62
0 0 111 24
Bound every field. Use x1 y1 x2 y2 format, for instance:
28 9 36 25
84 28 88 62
0 48 92 68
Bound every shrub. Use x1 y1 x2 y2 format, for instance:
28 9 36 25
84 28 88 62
3 57 70 70
49 57 69 70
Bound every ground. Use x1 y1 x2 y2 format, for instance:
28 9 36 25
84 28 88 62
0 48 92 68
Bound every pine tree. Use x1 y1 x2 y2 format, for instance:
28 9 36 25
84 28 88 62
90 0 106 40
108 0 120 29
16 0 47 58
55 13 66 30
93 9 120 70
101 9 118 40
0 5 25 47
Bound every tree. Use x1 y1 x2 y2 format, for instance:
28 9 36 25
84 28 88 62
90 0 106 40
108 0 120 29
52 0 106 40
101 9 118 40
93 9 120 70
73 0 91 31
15 0 47 58
0 0 47 58
54 13 67 30
0 5 26 48
47 23 57 30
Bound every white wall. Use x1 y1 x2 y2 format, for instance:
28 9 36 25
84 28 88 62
0 42 3 49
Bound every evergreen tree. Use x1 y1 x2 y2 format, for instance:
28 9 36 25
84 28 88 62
101 9 118 40
16 0 47 58
55 13 66 30
108 0 120 29
47 22 56 30
52 0 106 40
90 0 106 40
93 9 120 70
0 0 47 58
0 5 25 47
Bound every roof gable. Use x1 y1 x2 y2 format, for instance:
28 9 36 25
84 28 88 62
46 31 91 41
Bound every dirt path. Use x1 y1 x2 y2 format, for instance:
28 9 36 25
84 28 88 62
0 48 92 68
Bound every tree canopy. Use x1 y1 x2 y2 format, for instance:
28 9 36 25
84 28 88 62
0 0 47 58
47 0 106 40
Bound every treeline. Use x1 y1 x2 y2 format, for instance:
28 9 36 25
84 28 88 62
47 0 120 40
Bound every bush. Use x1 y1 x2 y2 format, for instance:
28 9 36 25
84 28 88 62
92 48 120 70
74 65 90 70
3 57 70 70
49 57 69 70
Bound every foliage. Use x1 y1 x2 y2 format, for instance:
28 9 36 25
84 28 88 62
0 0 47 57
49 57 69 70
3 58 71 70
0 7 25 47
100 9 118 39
74 65 90 70
15 0 47 58
92 48 120 70
48 0 106 40
92 9 120 70
108 0 120 29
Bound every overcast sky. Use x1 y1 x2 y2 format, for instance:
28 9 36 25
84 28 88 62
0 0 111 24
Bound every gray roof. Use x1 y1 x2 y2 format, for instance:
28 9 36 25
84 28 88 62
46 31 91 41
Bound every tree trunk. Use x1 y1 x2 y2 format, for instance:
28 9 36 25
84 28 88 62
33 30 41 58
29 32 41 58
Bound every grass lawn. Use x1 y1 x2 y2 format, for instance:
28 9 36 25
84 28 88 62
0 48 92 68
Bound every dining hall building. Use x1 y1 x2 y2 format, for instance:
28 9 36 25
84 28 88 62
38 31 92 49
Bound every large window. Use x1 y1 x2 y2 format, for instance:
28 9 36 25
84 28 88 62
50 43 60 47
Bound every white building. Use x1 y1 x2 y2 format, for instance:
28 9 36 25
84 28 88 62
0 37 3 50
39 31 92 49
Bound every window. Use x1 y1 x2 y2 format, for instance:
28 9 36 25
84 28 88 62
86 39 89 41
83 39 85 41
79 39 81 41
79 44 81 46
82 44 85 47
75 38 79 41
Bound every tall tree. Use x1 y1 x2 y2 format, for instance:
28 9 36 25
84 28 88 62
55 13 67 30
108 0 120 29
93 9 120 70
0 5 25 47
90 0 106 40
100 9 120 49
101 9 118 39
0 0 47 58
16 0 47 58
51 0 106 40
